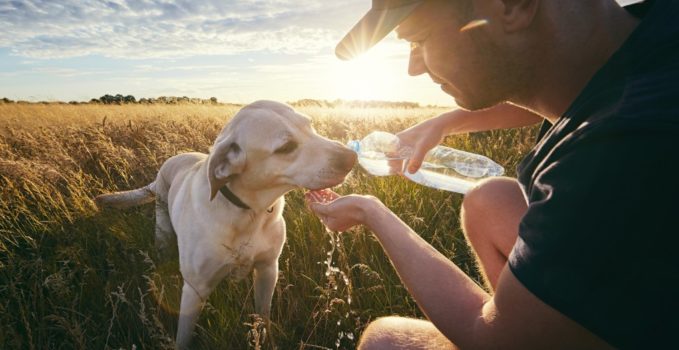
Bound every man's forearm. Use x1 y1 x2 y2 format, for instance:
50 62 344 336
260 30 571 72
438 103 542 135
365 200 490 347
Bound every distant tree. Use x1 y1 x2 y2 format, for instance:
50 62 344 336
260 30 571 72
114 94 124 104
0 97 14 104
100 94 114 104
210 97 218 104
98 94 135 104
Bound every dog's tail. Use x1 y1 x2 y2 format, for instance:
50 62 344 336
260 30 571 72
95 183 156 210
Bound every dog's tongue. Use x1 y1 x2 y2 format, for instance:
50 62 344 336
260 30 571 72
305 189 335 204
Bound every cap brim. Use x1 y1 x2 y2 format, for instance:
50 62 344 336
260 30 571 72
335 3 421 61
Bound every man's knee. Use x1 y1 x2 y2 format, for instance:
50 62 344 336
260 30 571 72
461 177 524 228
358 317 399 350
358 316 454 350
462 177 521 215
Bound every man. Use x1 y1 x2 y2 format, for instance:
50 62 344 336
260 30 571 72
307 0 679 349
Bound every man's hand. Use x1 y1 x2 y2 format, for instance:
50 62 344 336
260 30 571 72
305 189 381 232
394 116 447 174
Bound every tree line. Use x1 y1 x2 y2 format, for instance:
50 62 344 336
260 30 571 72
90 94 220 105
1 96 429 108
0 95 220 105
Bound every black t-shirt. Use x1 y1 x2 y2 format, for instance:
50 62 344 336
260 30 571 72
508 0 679 348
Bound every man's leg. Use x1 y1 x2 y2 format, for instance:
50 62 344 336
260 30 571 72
358 316 457 350
460 177 527 290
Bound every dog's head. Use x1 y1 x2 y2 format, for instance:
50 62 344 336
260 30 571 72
207 100 357 200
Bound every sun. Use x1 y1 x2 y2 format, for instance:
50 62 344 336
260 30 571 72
326 43 408 102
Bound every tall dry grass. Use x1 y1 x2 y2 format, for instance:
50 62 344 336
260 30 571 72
0 103 538 349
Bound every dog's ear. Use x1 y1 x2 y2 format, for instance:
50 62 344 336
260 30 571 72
207 135 246 201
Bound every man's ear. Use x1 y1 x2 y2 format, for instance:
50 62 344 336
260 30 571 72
207 135 246 201
498 0 539 32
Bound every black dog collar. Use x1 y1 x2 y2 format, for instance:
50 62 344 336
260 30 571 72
219 184 251 210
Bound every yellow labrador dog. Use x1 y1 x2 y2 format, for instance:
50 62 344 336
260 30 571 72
96 100 356 349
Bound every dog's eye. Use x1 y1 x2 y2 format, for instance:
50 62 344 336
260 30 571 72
274 141 298 154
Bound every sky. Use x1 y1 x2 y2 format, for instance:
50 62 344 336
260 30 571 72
0 0 454 106
0 0 643 106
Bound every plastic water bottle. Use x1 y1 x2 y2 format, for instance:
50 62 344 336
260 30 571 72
347 131 504 194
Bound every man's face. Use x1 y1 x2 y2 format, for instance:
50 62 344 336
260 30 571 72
396 1 525 110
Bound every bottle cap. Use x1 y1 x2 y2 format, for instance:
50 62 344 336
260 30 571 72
347 140 360 153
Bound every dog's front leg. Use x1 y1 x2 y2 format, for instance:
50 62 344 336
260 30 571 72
253 260 278 317
253 260 278 348
176 281 209 350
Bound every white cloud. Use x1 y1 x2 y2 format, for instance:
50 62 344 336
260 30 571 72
0 0 645 60
0 0 364 59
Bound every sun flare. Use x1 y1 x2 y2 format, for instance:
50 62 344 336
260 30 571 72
326 44 407 102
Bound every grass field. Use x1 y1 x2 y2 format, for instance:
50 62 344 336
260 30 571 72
0 103 539 349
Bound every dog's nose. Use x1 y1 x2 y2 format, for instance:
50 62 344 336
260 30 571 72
332 148 357 173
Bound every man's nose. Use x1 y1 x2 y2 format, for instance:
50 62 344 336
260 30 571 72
408 46 426 76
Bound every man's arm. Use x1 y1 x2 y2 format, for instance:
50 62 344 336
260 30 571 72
364 201 613 349
435 103 542 135
342 198 612 349
398 104 542 173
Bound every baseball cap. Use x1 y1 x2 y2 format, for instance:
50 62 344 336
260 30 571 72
336 0 424 60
